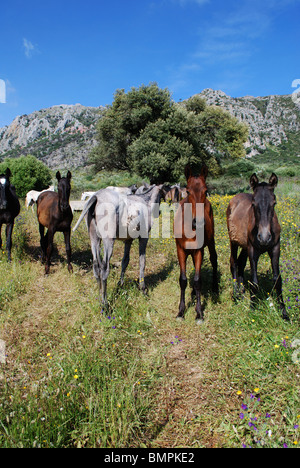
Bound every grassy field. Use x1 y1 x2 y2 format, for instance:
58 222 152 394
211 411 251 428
0 184 299 448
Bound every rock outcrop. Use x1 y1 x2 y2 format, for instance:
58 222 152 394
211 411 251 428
0 104 102 169
0 90 299 168
198 89 300 157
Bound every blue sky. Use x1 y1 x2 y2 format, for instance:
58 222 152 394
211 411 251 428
0 0 299 127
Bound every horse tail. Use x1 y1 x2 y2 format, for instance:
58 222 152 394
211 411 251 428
73 194 97 232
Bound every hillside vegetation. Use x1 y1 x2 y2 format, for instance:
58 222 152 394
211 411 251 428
1 88 299 172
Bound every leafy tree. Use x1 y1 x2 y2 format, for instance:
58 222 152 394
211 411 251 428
91 84 248 183
90 83 172 172
128 105 207 184
0 155 52 198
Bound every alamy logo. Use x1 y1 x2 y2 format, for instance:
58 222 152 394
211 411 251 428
0 79 6 104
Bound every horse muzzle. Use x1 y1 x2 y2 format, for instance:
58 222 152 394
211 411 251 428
60 203 69 212
257 230 272 246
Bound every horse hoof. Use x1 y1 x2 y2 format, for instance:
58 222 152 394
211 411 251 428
139 286 148 296
176 315 184 322
196 319 204 325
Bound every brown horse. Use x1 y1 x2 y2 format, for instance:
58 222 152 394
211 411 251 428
226 173 289 320
165 185 188 203
37 171 73 274
174 165 218 323
0 168 20 262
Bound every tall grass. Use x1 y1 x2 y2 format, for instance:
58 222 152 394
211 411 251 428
0 192 299 448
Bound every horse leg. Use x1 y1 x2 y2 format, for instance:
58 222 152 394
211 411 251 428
5 222 14 262
63 229 73 273
138 237 148 294
176 244 187 320
0 223 2 250
248 244 260 309
208 238 218 293
101 238 114 306
45 228 55 275
230 242 239 300
119 239 133 287
237 248 248 294
39 223 47 263
87 213 103 307
192 249 204 323
269 244 289 321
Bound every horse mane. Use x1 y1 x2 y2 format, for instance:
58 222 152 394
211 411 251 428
130 184 156 197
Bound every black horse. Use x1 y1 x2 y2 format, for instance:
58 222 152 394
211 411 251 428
0 168 21 262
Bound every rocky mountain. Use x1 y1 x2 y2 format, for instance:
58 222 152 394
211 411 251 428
0 104 102 169
0 89 299 169
198 89 300 158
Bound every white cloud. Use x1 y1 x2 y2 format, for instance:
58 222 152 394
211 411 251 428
23 38 37 58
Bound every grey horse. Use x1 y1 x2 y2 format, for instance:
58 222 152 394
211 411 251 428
73 184 167 306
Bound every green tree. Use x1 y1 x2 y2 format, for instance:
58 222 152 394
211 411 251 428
90 83 172 172
91 84 248 183
0 155 52 198
128 105 207 184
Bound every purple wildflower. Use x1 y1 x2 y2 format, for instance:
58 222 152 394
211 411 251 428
249 422 258 431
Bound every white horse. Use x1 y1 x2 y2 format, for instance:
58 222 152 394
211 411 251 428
81 191 96 201
81 185 137 201
25 186 55 211
73 185 167 306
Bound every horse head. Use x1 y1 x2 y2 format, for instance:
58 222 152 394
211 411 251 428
0 168 12 210
185 164 208 230
185 164 208 203
250 172 278 247
56 171 72 212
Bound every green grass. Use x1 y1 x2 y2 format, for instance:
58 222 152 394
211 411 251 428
0 191 299 448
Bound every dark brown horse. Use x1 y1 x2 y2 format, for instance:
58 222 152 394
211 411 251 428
0 168 20 262
37 171 73 274
226 173 289 320
174 165 218 323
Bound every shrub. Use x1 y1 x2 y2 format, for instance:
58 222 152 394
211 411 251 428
0 155 52 198
275 166 297 177
225 160 256 178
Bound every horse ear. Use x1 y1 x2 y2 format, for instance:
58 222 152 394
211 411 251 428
67 171 72 180
185 164 192 181
200 164 208 180
56 171 61 181
269 173 278 189
250 173 259 190
5 168 11 179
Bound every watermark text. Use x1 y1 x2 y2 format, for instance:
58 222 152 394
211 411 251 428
0 79 6 104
